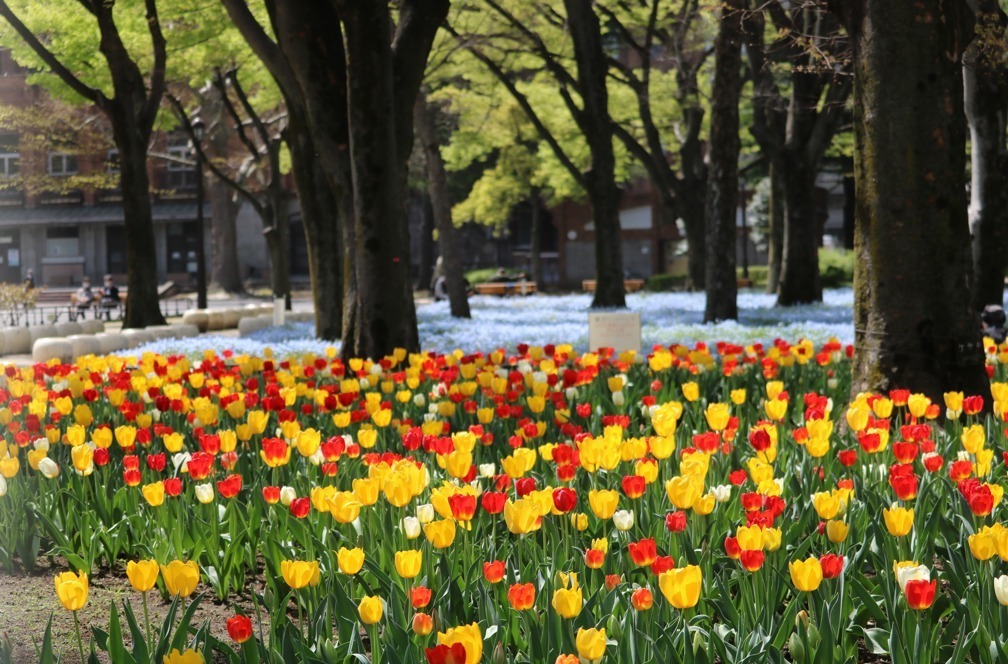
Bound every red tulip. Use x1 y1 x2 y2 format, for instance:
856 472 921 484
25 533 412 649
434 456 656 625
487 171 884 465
904 579 937 610
226 614 253 643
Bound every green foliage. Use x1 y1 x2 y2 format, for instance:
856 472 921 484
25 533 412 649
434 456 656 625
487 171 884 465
736 265 769 289
819 248 854 287
466 267 522 285
645 273 688 292
0 283 36 309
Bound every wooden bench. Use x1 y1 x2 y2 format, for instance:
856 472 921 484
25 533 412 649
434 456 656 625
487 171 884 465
582 279 646 293
474 281 538 296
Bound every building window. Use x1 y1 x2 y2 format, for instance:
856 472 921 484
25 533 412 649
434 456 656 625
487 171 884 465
48 152 78 176
106 226 126 273
0 153 18 177
106 149 120 174
166 221 198 274
46 226 80 257
164 144 195 189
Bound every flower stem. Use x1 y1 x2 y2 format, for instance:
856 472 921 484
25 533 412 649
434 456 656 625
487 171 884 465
73 610 85 664
142 591 152 650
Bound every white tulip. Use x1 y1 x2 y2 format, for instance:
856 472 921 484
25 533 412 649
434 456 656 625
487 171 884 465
896 565 930 593
172 452 191 471
369 363 383 376
194 483 214 504
358 378 370 390
38 457 60 479
994 574 1008 606
416 503 435 523
565 387 578 401
280 486 296 506
712 485 732 503
401 516 422 539
612 391 625 408
613 509 635 531
479 463 496 479
0 475 6 497
33 438 49 453
413 394 426 408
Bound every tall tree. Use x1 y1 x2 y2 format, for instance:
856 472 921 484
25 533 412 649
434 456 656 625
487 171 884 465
0 0 167 327
704 0 744 322
448 0 628 307
965 0 1008 310
745 0 851 306
837 1 989 402
415 93 471 318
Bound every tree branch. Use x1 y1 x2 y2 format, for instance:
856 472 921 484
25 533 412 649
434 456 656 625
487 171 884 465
141 0 168 131
213 70 262 158
218 0 298 101
0 0 105 105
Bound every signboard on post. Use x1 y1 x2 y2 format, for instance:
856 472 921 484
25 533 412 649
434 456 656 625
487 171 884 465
588 311 641 354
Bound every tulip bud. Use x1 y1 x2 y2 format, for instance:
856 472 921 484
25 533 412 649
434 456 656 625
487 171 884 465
413 394 426 407
194 483 214 504
613 509 634 531
712 485 732 503
280 486 296 506
38 457 60 479
416 503 435 523
479 463 496 478
995 574 1008 606
401 516 421 539
358 378 370 390
612 391 625 408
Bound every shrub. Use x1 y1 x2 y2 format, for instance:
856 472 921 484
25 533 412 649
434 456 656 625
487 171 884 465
819 248 854 287
645 274 688 292
0 283 37 309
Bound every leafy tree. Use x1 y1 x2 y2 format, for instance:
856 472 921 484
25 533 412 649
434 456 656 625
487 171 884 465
0 0 175 327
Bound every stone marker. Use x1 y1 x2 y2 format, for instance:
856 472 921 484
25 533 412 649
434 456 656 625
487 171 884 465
588 311 642 354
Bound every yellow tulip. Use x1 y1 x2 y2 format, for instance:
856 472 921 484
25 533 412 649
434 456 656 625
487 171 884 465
163 648 204 664
826 520 849 544
394 550 422 579
551 573 583 619
54 570 88 611
704 403 730 431
337 547 365 575
161 560 200 598
327 491 363 524
812 492 841 520
789 557 823 592
358 595 384 624
575 627 607 662
423 519 457 548
71 444 93 475
736 525 764 551
126 559 159 592
883 505 914 537
962 425 986 455
969 531 998 561
114 425 137 449
280 559 319 589
764 398 788 421
587 489 619 520
658 565 702 609
681 382 699 402
142 481 165 507
665 475 703 510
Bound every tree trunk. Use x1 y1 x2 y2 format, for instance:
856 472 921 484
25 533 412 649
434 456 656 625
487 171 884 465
766 157 785 293
287 110 343 339
777 155 823 304
342 3 419 358
564 0 625 308
677 178 707 291
208 181 244 294
417 193 436 291
846 0 989 403
965 0 1008 311
114 121 166 328
529 190 543 289
704 0 744 322
415 94 471 319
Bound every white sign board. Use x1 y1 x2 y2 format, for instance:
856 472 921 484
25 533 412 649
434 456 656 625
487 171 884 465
588 311 641 354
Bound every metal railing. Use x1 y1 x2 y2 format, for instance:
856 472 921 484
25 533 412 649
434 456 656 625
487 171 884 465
0 298 195 327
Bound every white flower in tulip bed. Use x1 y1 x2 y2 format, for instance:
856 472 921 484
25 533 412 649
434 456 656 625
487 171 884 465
128 288 857 358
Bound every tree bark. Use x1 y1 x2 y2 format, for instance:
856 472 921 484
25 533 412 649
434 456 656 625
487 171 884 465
777 155 823 304
417 193 436 291
965 0 1008 310
766 157 786 293
415 93 471 319
564 0 625 308
845 0 989 403
208 180 243 293
704 0 744 322
677 175 707 292
341 3 419 357
529 189 543 290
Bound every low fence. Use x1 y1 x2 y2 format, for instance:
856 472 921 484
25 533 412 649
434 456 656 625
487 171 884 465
0 298 195 327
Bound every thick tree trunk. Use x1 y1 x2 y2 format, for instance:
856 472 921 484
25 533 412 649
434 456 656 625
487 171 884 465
564 0 625 308
677 178 707 291
965 0 1008 310
704 0 744 322
114 123 166 328
342 4 419 358
777 155 823 304
766 157 785 294
847 0 989 403
287 111 342 339
529 190 543 290
415 94 470 319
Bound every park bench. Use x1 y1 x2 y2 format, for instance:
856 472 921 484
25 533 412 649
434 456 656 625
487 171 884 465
582 279 646 293
473 281 538 296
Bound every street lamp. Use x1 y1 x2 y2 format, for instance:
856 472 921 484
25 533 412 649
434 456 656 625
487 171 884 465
190 116 207 309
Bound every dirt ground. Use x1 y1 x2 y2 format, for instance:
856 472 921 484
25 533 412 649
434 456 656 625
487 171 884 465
0 562 253 664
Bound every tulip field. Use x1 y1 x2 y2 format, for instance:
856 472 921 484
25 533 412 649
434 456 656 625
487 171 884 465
4 338 1008 663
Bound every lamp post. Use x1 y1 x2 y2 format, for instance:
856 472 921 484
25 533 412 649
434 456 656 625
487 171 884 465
191 117 207 309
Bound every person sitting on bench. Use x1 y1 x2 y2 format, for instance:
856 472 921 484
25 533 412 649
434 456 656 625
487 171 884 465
74 278 94 320
99 274 120 320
